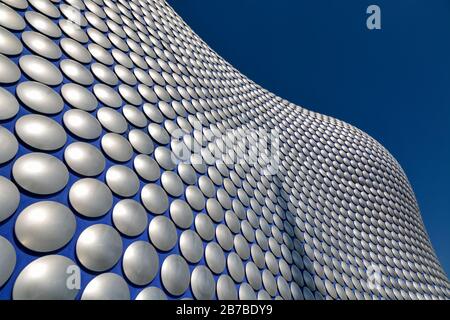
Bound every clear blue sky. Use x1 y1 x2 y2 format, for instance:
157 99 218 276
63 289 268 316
168 0 450 276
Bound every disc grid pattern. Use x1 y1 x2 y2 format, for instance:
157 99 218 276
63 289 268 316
0 0 448 300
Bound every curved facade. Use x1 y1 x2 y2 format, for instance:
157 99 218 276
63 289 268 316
0 0 448 300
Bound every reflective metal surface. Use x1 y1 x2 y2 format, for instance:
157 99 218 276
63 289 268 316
0 3 25 31
15 201 76 252
13 255 79 300
25 11 61 38
191 266 215 300
63 109 101 139
135 287 167 300
22 31 60 59
76 224 122 272
64 142 105 176
0 176 20 222
179 229 203 263
81 273 130 300
170 199 193 229
123 241 159 286
161 254 190 296
0 26 22 56
105 165 139 197
97 107 127 134
0 236 15 287
0 0 448 301
161 171 183 197
217 275 238 300
0 126 18 164
19 55 62 86
205 242 226 274
239 283 257 300
148 216 177 251
15 114 66 151
61 83 97 111
69 178 113 218
16 81 63 114
141 183 168 215
0 53 20 83
101 132 133 162
112 199 147 237
12 153 68 195
0 87 19 120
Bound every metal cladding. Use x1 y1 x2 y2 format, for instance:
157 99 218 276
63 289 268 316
0 0 448 301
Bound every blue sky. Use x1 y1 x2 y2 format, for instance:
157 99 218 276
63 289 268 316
168 0 450 276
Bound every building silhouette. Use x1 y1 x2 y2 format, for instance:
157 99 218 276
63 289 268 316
0 0 448 299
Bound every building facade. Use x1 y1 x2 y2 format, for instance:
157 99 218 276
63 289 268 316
0 0 448 299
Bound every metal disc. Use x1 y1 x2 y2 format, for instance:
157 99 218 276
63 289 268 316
227 252 245 283
0 236 16 287
161 170 184 197
0 3 25 30
123 105 148 128
123 241 159 286
216 224 233 251
112 199 148 237
161 254 190 296
191 265 215 300
76 224 123 272
15 114 66 151
0 176 20 222
91 62 118 85
16 81 63 114
239 283 257 300
169 199 193 229
141 183 168 214
0 53 20 83
198 176 215 198
21 31 60 59
60 37 92 63
154 146 176 170
205 242 225 274
133 154 160 181
262 270 278 297
97 107 127 134
0 87 19 120
246 261 262 291
69 178 113 217
148 215 177 251
185 185 206 211
101 133 133 162
0 126 18 164
13 255 79 300
128 129 154 154
135 287 167 300
93 83 123 109
64 142 105 176
12 153 68 195
81 273 130 300
63 109 102 139
105 165 140 197
25 10 61 38
15 201 76 252
60 59 94 85
179 229 203 263
216 275 237 300
19 54 62 86
178 163 197 185
0 26 22 55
